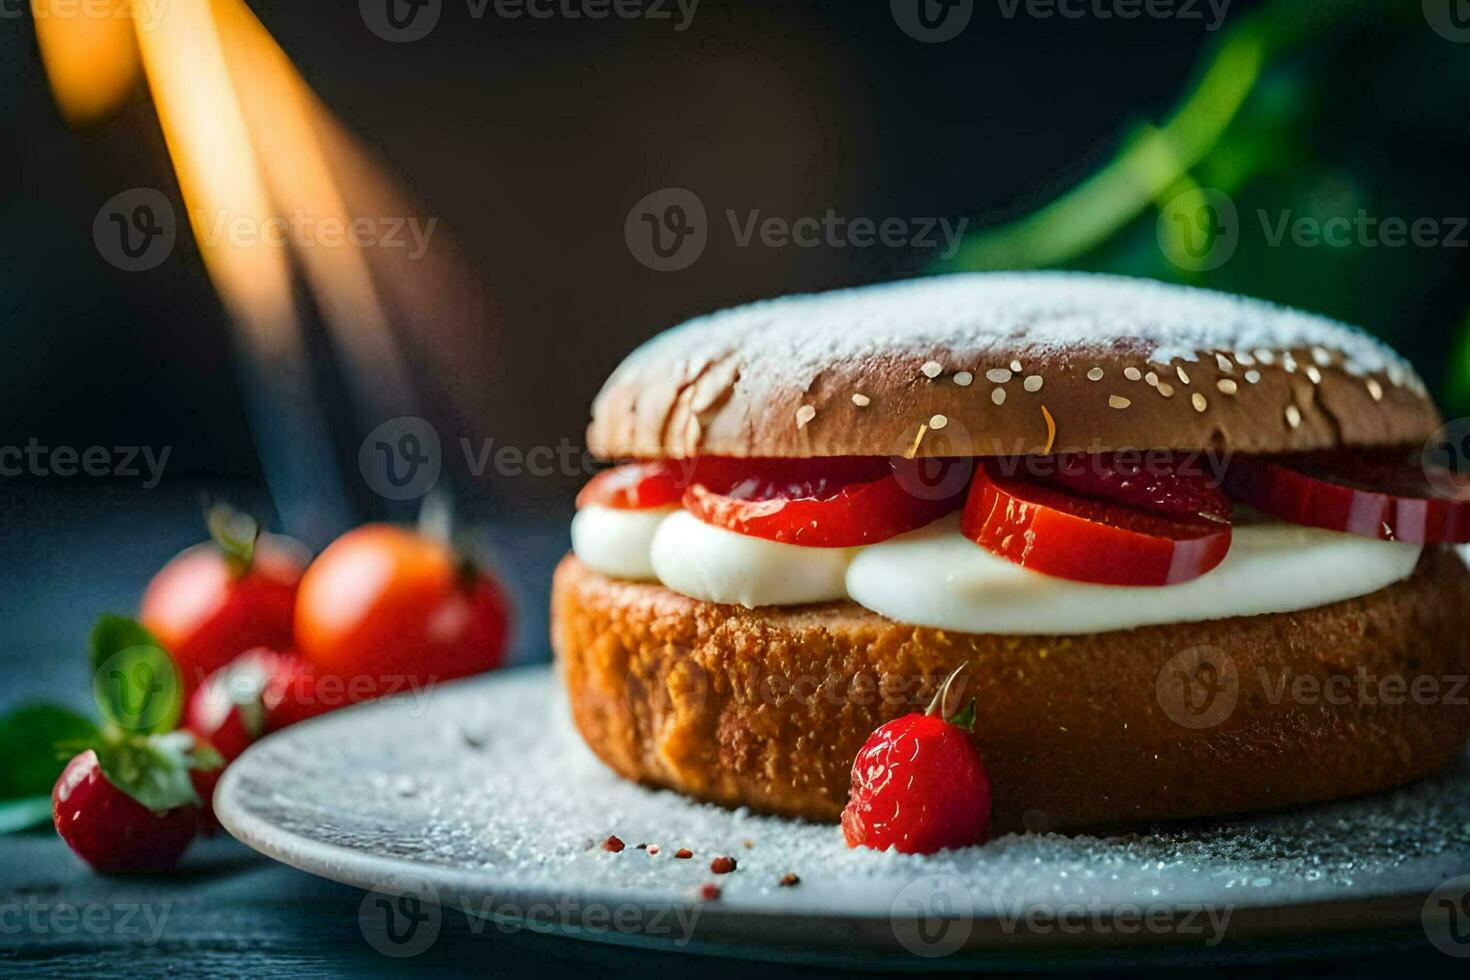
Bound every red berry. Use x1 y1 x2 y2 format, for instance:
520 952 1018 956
142 534 306 695
186 650 334 754
52 751 198 874
841 711 991 855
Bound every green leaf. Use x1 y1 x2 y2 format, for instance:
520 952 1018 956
0 703 101 800
95 732 205 812
89 615 181 734
947 698 977 734
206 502 259 572
0 796 54 835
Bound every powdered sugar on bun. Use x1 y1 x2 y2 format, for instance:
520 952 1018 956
588 273 1438 459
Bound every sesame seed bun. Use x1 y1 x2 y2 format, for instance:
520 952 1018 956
587 273 1439 459
552 551 1470 831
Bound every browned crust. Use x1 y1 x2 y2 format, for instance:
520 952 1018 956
586 277 1440 459
552 553 1470 832
589 345 1439 460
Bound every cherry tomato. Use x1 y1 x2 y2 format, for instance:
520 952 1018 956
295 525 511 691
1225 450 1470 544
962 454 1233 586
575 460 701 510
683 457 970 547
141 533 306 694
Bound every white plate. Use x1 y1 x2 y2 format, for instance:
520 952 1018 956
217 666 1470 967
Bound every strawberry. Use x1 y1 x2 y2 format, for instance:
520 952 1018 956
185 649 330 829
185 649 331 757
52 733 221 874
841 666 991 854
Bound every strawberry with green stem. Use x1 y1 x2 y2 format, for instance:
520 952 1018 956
841 665 991 855
51 616 221 873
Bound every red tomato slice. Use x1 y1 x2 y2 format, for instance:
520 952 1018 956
1224 450 1470 544
684 457 971 547
576 460 700 510
962 454 1233 586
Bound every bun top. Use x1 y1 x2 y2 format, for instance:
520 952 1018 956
588 273 1439 459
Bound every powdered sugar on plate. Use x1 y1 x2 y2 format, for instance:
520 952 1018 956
218 667 1470 958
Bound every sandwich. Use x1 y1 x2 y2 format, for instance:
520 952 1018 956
551 272 1470 836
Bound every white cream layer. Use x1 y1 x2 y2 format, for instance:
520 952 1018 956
569 504 675 581
649 510 853 607
572 506 1424 633
846 514 1422 635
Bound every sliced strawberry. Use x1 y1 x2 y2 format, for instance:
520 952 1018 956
684 457 969 547
576 461 699 510
962 454 1233 586
1225 450 1470 544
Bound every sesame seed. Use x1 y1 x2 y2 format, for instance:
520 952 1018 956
1010 359 1023 373
1192 393 1208 413
1145 371 1159 386
1244 370 1261 384
1281 354 1297 373
1388 364 1407 386
1157 382 1175 397
1366 378 1383 402
1023 375 1043 392
1285 404 1302 429
1087 367 1104 382
1311 346 1332 366
851 393 870 407
1177 365 1191 385
1254 348 1276 365
1234 350 1256 367
1217 379 1238 395
986 368 1012 384
795 405 816 428
953 371 973 387
1124 367 1142 382
1215 353 1234 373
905 424 928 458
920 360 943 379
1305 366 1322 384
991 387 1007 406
1108 395 1131 409
929 414 948 430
